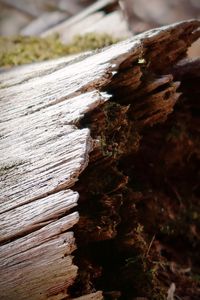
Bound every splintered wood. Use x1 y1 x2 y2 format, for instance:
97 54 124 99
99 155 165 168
0 20 199 300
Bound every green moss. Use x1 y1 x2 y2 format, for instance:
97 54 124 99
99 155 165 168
67 33 119 54
0 33 120 67
97 102 141 159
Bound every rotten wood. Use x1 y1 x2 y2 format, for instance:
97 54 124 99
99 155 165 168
0 20 199 299
73 291 103 300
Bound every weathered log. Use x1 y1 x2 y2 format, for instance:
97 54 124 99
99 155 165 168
0 0 89 18
41 0 118 40
0 0 51 17
21 12 69 36
0 213 78 300
0 20 200 299
81 11 131 40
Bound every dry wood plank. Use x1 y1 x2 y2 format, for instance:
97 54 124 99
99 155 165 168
0 19 198 229
0 212 79 260
41 0 117 38
88 10 127 37
49 0 93 16
83 10 131 39
45 12 105 44
0 24 143 220
0 212 79 299
49 11 105 44
21 11 69 36
0 43 142 123
56 10 131 44
57 0 87 15
40 11 130 43
0 55 82 88
0 190 78 243
0 91 110 214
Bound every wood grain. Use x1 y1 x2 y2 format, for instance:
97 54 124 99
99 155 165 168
0 20 199 299
0 212 79 300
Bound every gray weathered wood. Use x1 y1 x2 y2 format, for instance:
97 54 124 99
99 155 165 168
0 55 81 88
46 12 105 44
82 10 131 39
21 11 69 36
0 91 109 212
0 190 79 243
41 0 117 38
0 212 79 300
41 10 131 44
0 20 199 300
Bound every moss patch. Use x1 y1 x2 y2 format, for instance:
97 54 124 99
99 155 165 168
0 33 120 67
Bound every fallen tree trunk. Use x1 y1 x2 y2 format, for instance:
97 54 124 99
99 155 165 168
0 20 200 299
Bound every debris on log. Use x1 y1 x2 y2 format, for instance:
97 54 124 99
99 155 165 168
0 20 200 300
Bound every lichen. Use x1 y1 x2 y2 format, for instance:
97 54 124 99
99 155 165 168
0 33 120 67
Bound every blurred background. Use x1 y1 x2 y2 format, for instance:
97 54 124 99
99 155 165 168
0 0 199 56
